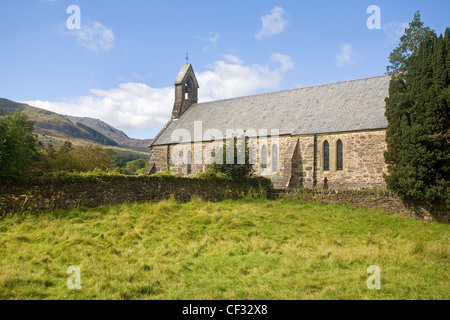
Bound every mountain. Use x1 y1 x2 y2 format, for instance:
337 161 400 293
0 98 152 151
64 115 153 149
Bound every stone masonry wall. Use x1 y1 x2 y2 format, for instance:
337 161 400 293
0 176 265 215
315 130 388 190
147 130 388 191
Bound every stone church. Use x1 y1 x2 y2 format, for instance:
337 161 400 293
146 63 390 190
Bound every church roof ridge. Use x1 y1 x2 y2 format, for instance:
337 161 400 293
195 74 390 106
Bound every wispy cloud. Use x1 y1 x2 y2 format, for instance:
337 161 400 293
383 22 409 43
69 21 115 52
195 31 220 51
255 7 288 40
25 54 294 132
270 53 294 72
336 44 356 67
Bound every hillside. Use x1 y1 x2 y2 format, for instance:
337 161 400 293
64 115 153 149
0 98 152 151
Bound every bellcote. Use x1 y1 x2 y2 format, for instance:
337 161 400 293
172 64 199 119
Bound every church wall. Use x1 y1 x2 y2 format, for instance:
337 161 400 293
314 130 388 190
256 135 315 189
148 129 388 190
148 145 168 173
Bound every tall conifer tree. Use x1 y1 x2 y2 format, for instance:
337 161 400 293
385 25 450 207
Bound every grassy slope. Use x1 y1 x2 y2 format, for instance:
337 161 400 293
0 99 151 153
64 115 153 149
37 134 149 159
0 199 448 300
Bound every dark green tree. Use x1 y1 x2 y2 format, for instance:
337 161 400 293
387 11 435 75
0 110 39 179
384 28 450 207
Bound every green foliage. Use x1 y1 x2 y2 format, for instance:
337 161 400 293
122 158 149 175
196 169 231 182
387 11 435 75
149 172 180 179
57 140 73 154
385 27 450 207
109 148 147 168
0 110 39 179
37 143 114 173
207 136 254 181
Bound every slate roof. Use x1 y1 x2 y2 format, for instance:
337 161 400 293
152 75 390 146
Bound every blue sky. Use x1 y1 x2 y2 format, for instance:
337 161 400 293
0 0 448 139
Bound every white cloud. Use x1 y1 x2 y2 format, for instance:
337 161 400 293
270 53 294 72
197 53 294 101
336 44 356 67
383 22 409 43
25 54 294 132
255 7 288 40
26 84 174 130
195 31 220 51
70 21 115 52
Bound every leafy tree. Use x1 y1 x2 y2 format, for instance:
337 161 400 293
37 143 113 173
387 11 435 75
207 136 254 181
0 110 39 179
57 140 73 154
46 143 56 159
384 27 450 207
123 158 148 175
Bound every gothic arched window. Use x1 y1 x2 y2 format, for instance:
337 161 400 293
187 149 192 175
261 145 268 173
323 140 330 171
272 144 278 173
337 139 343 171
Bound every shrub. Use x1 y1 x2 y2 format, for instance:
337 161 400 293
36 143 114 173
206 136 254 181
0 111 39 179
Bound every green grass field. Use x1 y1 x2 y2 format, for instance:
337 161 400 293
0 198 448 300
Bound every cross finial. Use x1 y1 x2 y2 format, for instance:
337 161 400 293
185 53 189 64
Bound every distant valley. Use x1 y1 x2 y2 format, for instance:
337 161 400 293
0 98 153 153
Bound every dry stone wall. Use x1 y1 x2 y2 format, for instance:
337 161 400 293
0 176 264 215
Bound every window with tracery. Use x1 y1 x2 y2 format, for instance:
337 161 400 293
187 150 192 174
323 140 330 171
337 140 343 171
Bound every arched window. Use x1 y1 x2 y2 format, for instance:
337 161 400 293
323 140 330 171
187 149 192 175
184 78 193 100
261 145 268 173
272 144 278 173
337 139 343 171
